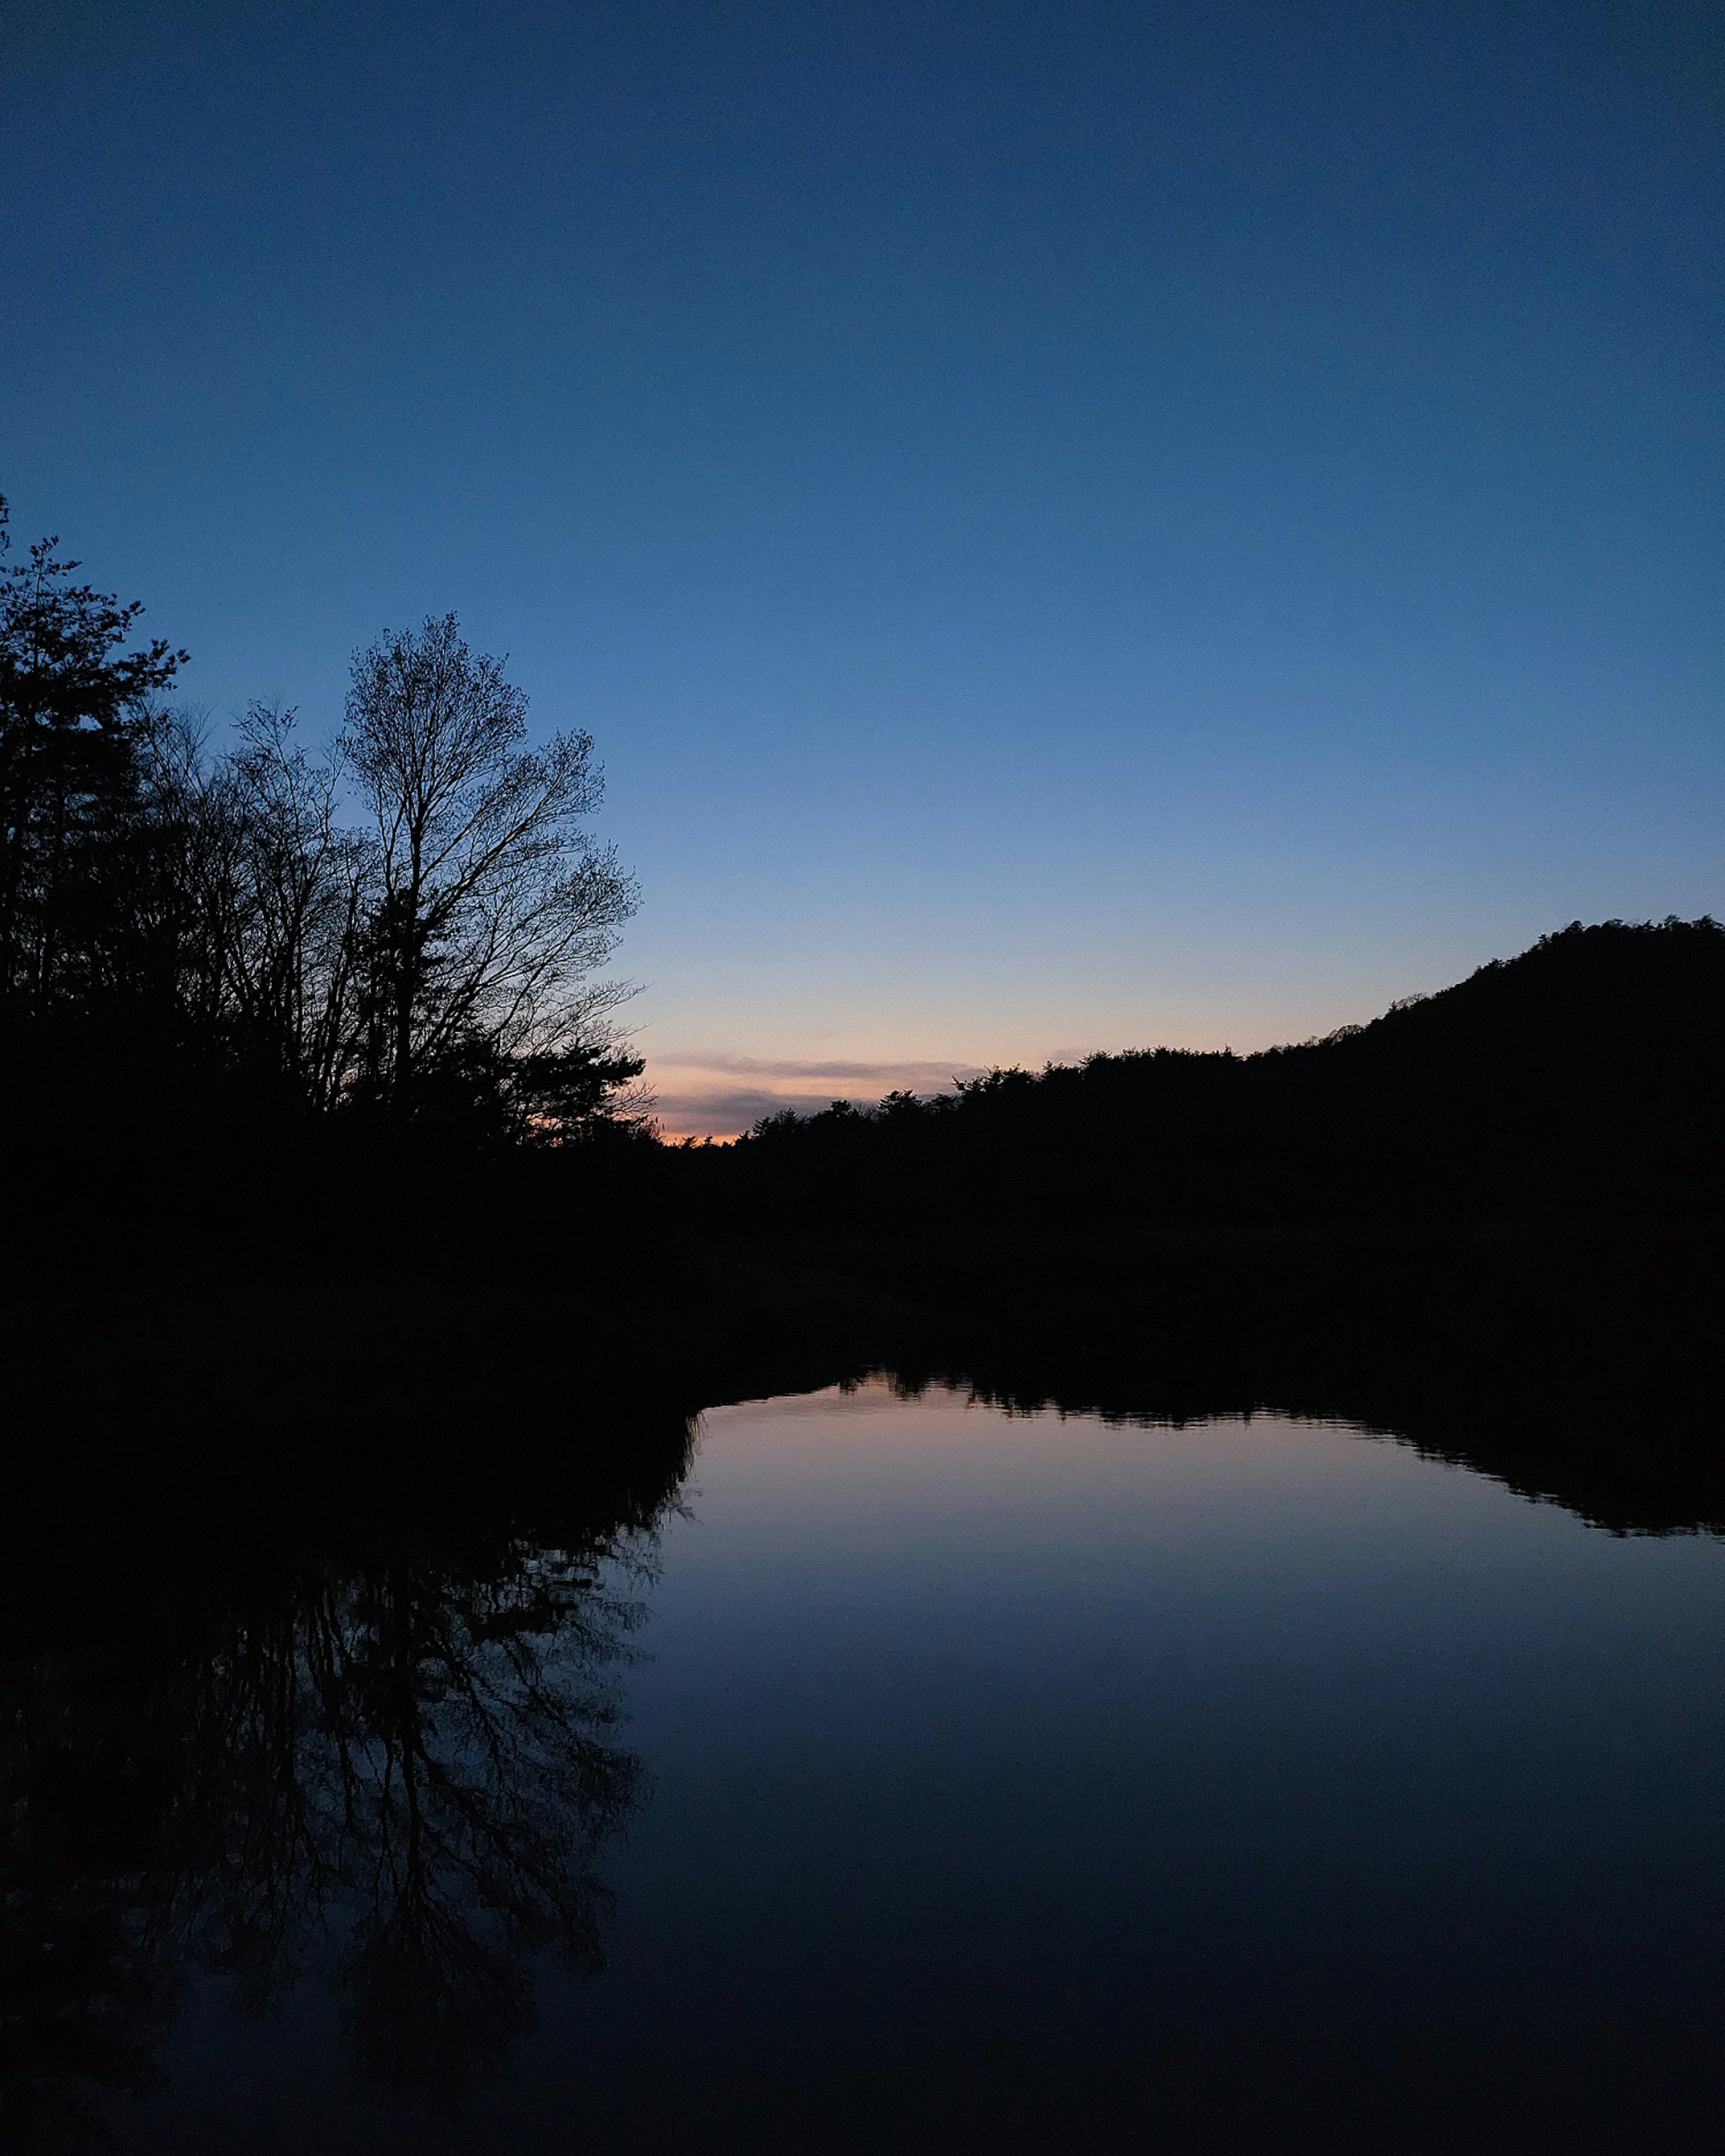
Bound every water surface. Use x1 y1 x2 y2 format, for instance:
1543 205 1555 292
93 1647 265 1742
82 1383 1725 2148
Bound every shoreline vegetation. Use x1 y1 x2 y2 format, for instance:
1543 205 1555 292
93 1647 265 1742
0 499 1721 1541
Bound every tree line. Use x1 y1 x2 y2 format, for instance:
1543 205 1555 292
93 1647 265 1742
9 491 1719 1255
0 497 649 1228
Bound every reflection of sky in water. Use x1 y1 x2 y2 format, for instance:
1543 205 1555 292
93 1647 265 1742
128 1385 1725 2152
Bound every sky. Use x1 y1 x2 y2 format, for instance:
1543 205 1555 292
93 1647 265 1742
4 0 1721 1135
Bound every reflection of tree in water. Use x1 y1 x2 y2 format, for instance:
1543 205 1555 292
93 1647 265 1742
182 1543 652 2102
0 1486 678 2150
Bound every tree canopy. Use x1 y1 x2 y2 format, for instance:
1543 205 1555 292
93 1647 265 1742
0 503 650 1251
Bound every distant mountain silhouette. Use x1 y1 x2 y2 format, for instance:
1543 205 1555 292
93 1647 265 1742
721 919 1725 1228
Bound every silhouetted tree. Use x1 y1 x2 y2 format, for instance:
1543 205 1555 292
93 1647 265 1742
0 505 658 1260
0 497 185 1016
138 701 374 1104
340 615 638 1119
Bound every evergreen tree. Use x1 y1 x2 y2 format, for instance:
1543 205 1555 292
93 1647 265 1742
0 498 185 1015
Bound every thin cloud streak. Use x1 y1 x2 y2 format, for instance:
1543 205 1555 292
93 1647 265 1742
651 1052 989 1085
647 1053 992 1139
654 1087 808 1135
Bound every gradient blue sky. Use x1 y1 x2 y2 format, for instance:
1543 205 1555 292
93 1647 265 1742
5 0 1720 1132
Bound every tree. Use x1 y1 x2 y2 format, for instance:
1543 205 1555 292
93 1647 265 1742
0 497 185 1012
339 616 638 1118
136 701 374 1104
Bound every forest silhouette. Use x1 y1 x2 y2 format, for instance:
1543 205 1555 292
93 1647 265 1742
0 496 654 1279
4 494 1722 1257
718 917 1725 1232
2 492 1722 1535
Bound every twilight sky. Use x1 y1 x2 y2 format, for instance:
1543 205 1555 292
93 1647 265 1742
4 0 1721 1134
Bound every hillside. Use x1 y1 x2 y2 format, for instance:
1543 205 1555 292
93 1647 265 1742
720 919 1725 1229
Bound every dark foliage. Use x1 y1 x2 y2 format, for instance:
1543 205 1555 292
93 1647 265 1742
0 504 650 1268
716 918 1725 1231
0 500 185 1023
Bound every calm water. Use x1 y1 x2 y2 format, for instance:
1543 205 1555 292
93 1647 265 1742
67 1383 1725 2148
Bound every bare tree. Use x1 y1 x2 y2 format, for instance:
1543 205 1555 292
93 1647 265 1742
137 704 374 1108
339 616 637 1117
13 596 641 1135
224 703 373 1110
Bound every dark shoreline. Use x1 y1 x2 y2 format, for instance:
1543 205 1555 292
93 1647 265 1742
3 1218 1720 1542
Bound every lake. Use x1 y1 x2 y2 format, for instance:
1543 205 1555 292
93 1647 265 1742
67 1373 1725 2154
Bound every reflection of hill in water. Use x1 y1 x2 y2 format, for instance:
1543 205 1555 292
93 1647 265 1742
0 1367 698 2152
828 1228 1725 1536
